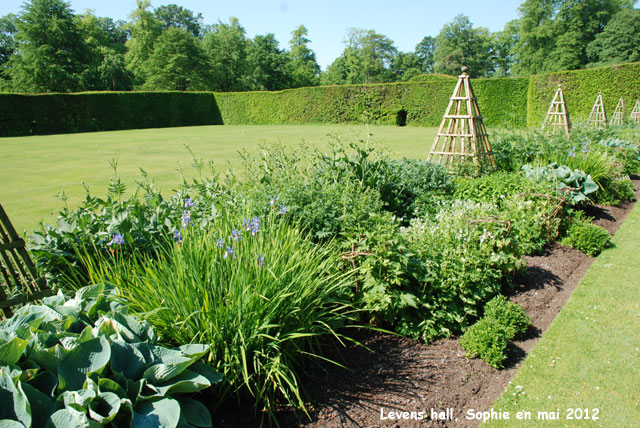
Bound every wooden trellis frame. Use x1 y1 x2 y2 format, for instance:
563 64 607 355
630 100 640 125
587 92 607 129
610 97 625 126
0 203 51 318
427 67 496 169
541 84 571 135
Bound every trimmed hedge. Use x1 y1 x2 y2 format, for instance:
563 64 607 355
215 76 529 128
527 62 640 127
1 63 639 136
0 91 222 136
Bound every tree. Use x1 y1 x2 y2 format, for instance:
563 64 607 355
415 36 436 73
141 27 211 91
6 0 91 92
125 0 162 85
246 33 292 90
587 8 640 66
0 14 17 67
513 0 634 75
433 14 494 77
288 25 320 87
492 19 520 76
343 28 397 84
202 17 249 91
154 4 203 38
391 51 422 81
320 55 348 85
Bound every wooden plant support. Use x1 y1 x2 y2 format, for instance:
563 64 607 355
427 67 496 169
610 97 625 126
587 92 607 129
630 100 640 125
541 84 570 135
0 203 52 318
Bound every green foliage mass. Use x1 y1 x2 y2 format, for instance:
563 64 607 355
459 318 511 369
0 283 221 427
561 217 612 256
0 91 221 136
460 295 531 369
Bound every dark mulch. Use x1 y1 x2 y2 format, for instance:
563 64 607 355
213 179 639 428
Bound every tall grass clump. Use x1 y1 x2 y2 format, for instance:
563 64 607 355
81 207 355 418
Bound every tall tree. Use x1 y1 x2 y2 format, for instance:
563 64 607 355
320 55 348 85
125 0 162 86
6 0 91 92
246 33 292 90
202 17 248 91
288 25 320 87
343 28 397 84
391 51 422 81
0 14 17 67
141 27 211 91
415 36 436 73
587 8 640 66
154 4 203 38
433 14 494 77
492 19 520 76
514 0 634 75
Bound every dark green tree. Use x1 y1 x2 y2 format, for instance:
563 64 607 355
6 0 91 92
125 0 162 85
391 51 422 81
141 27 212 91
433 14 494 77
288 25 320 87
202 17 249 91
415 35 436 73
513 0 634 75
154 4 203 38
246 33 292 90
320 55 348 85
587 8 640 66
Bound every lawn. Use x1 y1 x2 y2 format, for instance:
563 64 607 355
483 202 640 427
0 124 437 233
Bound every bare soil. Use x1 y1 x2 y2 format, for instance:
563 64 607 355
214 178 640 428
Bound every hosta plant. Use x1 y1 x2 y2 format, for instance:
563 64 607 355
522 163 598 204
0 283 221 428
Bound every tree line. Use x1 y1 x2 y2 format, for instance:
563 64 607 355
1 0 639 93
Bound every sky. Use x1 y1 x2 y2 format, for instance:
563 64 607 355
0 0 529 70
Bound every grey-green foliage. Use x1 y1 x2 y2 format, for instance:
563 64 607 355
0 283 222 428
522 162 599 204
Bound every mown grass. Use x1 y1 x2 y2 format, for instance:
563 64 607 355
483 202 640 427
0 124 437 233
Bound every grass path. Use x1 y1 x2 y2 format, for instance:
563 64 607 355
483 202 640 427
0 124 437 233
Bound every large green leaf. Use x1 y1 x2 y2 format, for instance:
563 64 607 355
0 373 31 428
177 398 212 428
87 391 121 424
21 383 54 428
151 369 211 396
143 345 209 384
110 341 151 381
132 398 181 428
57 337 110 391
0 420 26 428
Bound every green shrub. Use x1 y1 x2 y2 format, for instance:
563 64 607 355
561 219 612 256
401 201 524 340
483 295 531 339
0 283 221 428
84 208 355 416
459 318 511 369
523 162 599 204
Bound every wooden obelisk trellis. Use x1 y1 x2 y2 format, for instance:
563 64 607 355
630 100 640 125
541 84 570 135
610 97 625 126
427 67 496 169
0 203 51 318
587 92 607 129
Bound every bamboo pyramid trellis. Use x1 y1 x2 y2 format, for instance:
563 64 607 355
630 100 640 125
587 92 607 128
610 97 625 126
427 67 496 169
541 84 570 135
